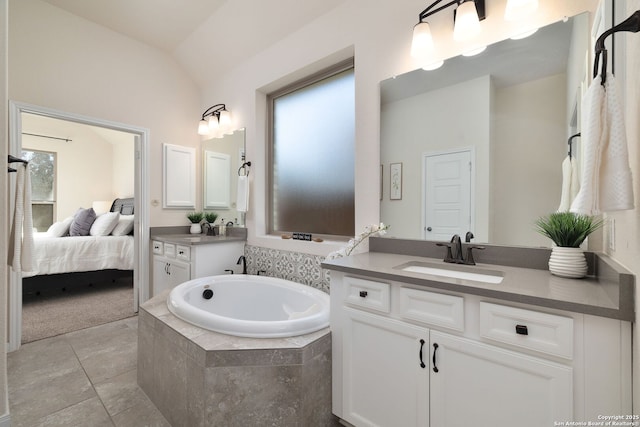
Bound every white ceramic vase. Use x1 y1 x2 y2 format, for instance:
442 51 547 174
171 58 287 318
190 223 201 234
548 247 587 278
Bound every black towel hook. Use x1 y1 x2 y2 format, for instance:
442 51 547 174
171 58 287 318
567 133 581 158
593 10 640 85
7 155 28 173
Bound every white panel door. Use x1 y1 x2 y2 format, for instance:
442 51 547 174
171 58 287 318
423 150 472 240
430 331 573 427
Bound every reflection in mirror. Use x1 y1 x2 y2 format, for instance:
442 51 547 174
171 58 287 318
380 13 590 247
202 129 246 223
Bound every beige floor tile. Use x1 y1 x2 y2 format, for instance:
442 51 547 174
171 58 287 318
32 396 113 427
8 318 167 427
110 397 171 427
94 369 149 417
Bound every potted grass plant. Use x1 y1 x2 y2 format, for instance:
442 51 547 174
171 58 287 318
187 211 204 234
535 212 604 278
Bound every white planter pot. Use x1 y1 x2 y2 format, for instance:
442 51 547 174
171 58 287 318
190 223 201 234
548 247 587 278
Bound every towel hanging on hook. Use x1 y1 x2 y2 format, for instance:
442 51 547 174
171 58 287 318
7 154 28 173
593 10 640 85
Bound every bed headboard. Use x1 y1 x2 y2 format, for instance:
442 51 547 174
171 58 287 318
110 198 134 215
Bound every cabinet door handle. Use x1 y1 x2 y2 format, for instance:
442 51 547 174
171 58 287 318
432 343 439 373
419 339 426 368
359 291 368 298
515 324 528 335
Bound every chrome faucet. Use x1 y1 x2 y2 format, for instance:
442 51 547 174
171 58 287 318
236 255 247 274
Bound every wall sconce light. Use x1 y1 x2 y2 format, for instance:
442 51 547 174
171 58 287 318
411 0 485 70
198 104 232 136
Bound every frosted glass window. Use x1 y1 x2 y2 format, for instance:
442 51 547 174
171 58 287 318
269 65 355 237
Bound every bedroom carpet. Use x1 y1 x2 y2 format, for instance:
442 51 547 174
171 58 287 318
22 271 136 344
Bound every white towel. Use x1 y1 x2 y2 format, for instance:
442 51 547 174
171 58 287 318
236 175 249 213
570 73 634 215
558 155 572 212
8 163 35 272
558 156 581 212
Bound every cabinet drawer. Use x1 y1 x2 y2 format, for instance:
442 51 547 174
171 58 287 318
398 287 464 332
344 277 390 314
479 302 573 359
176 245 190 261
152 240 163 255
163 243 176 258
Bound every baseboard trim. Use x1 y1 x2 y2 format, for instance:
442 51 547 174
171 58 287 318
0 411 11 427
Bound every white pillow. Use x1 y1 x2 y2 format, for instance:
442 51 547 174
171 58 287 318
111 214 134 236
47 217 73 237
90 212 120 236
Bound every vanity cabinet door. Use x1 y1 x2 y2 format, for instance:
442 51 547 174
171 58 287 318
152 256 190 296
342 307 429 427
429 331 573 427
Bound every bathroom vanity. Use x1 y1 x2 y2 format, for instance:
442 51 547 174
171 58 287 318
322 238 633 427
151 231 245 296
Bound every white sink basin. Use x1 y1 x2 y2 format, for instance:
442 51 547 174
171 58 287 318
397 262 504 284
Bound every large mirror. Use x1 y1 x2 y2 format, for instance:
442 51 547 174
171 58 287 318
380 13 590 247
202 128 246 222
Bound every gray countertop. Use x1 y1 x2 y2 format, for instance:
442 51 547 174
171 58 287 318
322 251 634 322
151 234 246 245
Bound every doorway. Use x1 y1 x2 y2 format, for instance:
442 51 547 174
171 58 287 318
7 101 150 351
422 149 474 241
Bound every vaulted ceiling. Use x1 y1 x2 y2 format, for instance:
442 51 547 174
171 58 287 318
41 0 347 87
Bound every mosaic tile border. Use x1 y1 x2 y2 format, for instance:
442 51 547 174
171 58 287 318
244 245 331 293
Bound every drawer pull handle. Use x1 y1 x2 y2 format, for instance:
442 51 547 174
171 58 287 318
419 339 426 368
359 291 368 298
515 324 528 335
432 343 439 373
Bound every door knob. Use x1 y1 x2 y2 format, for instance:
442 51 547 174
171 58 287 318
427 227 432 232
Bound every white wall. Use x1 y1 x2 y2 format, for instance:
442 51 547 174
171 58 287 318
381 76 492 241
0 0 9 421
491 73 567 246
8 0 201 227
23 132 115 220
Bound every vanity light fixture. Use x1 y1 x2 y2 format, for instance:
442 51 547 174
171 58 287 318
197 104 232 136
411 0 486 69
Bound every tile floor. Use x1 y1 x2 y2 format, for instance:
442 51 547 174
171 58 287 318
7 316 171 427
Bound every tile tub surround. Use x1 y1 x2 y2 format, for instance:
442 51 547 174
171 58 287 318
245 244 331 293
138 292 336 427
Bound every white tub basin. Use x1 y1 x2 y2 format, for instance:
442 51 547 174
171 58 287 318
396 262 504 284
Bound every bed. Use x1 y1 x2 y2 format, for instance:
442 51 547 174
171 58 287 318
22 198 135 278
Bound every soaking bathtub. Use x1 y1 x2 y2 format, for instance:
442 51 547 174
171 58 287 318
166 274 330 338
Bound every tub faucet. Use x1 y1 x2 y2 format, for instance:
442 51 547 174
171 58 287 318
236 255 247 274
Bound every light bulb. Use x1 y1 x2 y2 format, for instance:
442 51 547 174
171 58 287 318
198 120 209 135
421 60 444 71
411 22 435 59
453 1 482 42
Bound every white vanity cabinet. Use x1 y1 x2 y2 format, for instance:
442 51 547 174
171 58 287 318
151 239 244 296
330 272 631 427
429 331 573 427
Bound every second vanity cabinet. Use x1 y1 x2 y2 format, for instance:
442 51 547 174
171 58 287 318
151 238 244 296
331 273 631 427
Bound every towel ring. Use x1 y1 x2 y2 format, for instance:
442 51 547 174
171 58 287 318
238 161 251 176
